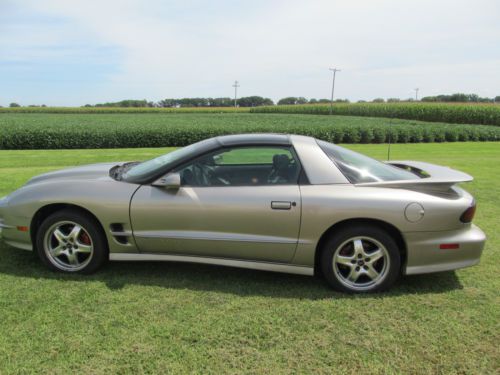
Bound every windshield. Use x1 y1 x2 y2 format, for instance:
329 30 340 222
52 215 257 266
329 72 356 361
317 140 418 183
122 139 214 182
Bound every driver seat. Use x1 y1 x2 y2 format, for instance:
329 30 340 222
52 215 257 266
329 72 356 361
181 169 195 185
268 154 290 184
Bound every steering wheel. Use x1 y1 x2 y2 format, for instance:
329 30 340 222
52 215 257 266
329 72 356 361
192 163 210 185
192 163 230 186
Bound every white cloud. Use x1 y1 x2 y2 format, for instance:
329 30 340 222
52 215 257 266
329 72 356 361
3 0 500 105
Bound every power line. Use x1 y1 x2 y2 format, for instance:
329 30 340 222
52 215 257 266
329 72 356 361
232 80 240 107
329 68 341 115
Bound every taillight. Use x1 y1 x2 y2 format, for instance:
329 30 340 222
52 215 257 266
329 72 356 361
460 202 476 223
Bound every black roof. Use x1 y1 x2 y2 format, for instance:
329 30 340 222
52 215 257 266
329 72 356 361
216 133 290 146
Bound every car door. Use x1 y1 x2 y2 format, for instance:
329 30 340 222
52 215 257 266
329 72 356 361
130 146 302 263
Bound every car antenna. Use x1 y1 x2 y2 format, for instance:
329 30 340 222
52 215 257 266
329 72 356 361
387 132 391 161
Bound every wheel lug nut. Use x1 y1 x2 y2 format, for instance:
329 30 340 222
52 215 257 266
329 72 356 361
355 266 360 271
363 265 368 270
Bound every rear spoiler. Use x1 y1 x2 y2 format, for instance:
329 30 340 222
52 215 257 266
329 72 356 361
355 160 473 190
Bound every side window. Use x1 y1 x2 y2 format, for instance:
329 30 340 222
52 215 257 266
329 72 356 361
175 147 301 187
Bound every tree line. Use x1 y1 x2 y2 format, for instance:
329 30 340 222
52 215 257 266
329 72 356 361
421 93 500 103
82 97 345 108
4 93 500 108
85 97 275 108
74 94 500 107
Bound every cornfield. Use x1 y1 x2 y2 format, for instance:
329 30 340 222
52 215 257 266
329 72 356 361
250 103 500 126
1 113 498 150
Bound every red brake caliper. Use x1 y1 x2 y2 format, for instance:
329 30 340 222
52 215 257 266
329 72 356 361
80 231 91 245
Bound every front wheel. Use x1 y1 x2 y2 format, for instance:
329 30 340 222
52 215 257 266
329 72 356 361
36 209 108 274
320 225 401 293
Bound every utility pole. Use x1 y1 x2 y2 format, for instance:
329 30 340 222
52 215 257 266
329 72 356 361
232 80 240 107
414 88 419 101
329 68 341 115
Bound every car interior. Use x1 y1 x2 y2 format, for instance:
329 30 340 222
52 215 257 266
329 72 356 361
176 148 301 186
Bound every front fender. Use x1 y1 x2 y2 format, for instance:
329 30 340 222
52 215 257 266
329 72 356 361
2 178 140 253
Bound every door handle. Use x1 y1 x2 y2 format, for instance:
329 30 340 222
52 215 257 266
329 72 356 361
271 201 293 210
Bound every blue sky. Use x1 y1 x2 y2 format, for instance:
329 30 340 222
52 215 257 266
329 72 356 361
1 0 500 106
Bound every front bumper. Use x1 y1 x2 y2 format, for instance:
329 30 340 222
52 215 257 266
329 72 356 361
0 221 33 251
0 219 13 239
0 196 33 251
404 224 486 275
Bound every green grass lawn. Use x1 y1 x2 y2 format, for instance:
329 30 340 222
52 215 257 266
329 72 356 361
0 143 499 374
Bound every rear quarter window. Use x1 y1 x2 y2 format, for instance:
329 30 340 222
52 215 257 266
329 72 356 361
317 140 418 183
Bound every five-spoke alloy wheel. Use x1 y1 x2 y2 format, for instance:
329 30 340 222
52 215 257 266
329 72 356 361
43 221 94 272
36 209 107 274
333 236 390 291
321 225 401 293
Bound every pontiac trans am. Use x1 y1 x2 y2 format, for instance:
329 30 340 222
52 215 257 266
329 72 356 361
0 134 486 293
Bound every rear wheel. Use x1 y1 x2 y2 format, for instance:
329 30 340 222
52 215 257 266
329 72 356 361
36 210 107 274
320 225 401 293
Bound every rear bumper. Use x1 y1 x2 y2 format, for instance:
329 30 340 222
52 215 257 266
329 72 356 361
404 224 486 275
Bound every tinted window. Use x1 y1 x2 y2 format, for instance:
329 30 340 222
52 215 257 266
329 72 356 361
317 140 418 183
176 146 301 186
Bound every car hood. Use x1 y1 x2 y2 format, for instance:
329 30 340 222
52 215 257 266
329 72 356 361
25 162 123 186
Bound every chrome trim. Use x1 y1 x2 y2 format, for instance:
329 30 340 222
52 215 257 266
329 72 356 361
405 258 480 275
0 223 15 229
133 230 304 244
110 231 133 236
109 253 314 276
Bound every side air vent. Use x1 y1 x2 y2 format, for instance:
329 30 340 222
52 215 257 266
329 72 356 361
110 223 124 232
109 223 132 245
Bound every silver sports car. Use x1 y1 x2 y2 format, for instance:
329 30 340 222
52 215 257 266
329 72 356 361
0 134 486 293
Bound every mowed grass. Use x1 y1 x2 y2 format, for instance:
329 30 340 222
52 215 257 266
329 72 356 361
0 143 499 374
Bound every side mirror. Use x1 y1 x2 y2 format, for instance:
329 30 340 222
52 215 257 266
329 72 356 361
152 173 181 189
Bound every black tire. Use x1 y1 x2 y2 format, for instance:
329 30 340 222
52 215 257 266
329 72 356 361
35 209 108 274
320 224 401 293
